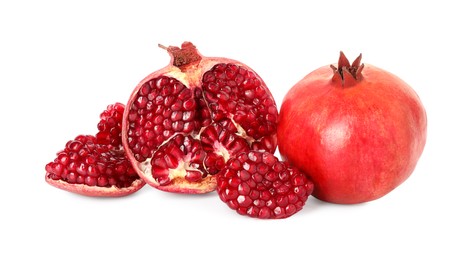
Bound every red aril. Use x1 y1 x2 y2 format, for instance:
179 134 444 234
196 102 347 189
277 52 427 204
45 103 145 197
122 42 278 194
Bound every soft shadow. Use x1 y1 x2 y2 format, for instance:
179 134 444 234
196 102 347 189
141 185 219 200
297 196 370 216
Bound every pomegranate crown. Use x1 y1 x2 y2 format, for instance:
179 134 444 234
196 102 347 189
331 51 364 87
158 42 202 70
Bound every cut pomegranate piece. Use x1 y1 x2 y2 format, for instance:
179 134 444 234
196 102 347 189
123 42 278 194
216 151 314 219
45 103 145 197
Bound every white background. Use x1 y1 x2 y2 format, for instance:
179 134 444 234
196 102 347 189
1 0 471 259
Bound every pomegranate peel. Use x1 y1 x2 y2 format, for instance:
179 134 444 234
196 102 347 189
45 173 145 197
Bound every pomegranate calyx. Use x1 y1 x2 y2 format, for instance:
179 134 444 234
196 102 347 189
331 51 364 87
159 42 202 70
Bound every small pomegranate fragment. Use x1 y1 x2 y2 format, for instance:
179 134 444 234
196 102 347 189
123 42 278 194
216 151 314 219
45 103 145 197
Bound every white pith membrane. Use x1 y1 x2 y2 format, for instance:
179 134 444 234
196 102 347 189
212 140 231 162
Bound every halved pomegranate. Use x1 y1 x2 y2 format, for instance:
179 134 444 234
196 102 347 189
45 103 145 197
123 42 278 194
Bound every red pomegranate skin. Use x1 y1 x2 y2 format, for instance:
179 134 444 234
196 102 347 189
277 61 427 204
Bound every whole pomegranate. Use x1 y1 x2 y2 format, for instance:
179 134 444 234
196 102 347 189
277 52 427 204
45 103 145 197
122 42 278 194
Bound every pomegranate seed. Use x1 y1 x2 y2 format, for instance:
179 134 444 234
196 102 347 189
185 170 203 182
85 176 97 186
223 189 239 200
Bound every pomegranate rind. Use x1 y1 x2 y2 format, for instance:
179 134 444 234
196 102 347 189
153 175 217 194
45 176 145 197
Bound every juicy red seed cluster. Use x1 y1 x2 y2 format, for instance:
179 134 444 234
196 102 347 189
127 76 198 161
200 119 250 175
202 63 278 140
45 135 139 188
97 103 125 147
151 119 252 185
217 151 314 219
151 134 206 185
